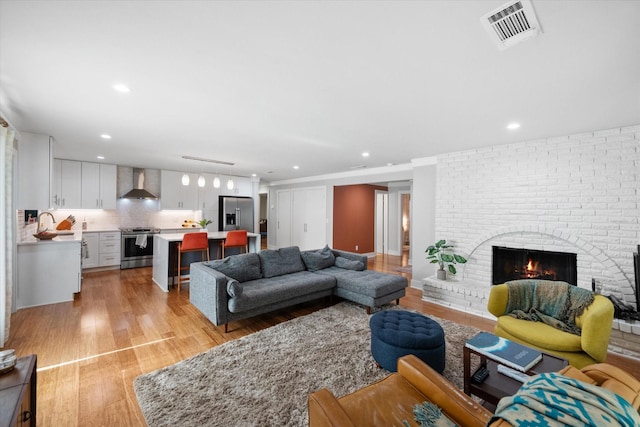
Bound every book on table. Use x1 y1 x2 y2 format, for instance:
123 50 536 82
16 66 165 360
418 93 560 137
465 332 543 372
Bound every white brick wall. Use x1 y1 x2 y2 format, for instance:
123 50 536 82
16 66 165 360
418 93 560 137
426 124 640 356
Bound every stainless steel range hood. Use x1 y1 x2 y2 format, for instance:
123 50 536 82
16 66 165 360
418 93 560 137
120 168 159 199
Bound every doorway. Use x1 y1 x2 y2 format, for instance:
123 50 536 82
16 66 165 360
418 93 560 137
375 190 389 254
259 193 268 249
401 192 411 266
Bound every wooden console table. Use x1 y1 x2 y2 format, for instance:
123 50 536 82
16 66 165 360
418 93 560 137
0 354 37 427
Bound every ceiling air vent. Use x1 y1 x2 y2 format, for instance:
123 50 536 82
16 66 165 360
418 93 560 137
481 0 542 50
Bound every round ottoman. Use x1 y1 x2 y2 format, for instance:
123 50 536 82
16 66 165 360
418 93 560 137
369 310 445 373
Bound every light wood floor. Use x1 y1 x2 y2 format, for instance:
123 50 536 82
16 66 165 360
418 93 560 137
5 252 640 426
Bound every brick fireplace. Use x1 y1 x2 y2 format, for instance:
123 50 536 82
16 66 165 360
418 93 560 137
422 124 640 357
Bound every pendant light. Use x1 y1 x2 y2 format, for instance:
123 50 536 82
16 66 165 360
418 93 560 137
213 176 221 188
197 174 205 187
226 176 234 190
181 173 190 186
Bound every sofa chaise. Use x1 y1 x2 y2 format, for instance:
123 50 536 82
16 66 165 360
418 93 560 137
190 245 408 332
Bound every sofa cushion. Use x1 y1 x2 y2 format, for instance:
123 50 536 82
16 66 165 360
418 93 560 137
317 267 407 298
301 245 336 271
259 246 306 278
204 252 262 283
227 271 336 313
334 256 365 271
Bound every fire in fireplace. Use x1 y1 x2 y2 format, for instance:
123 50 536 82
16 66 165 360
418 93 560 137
492 246 577 285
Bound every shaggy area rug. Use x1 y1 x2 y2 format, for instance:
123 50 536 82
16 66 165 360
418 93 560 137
134 302 481 426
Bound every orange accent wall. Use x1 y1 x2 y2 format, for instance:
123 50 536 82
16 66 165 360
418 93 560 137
333 184 388 253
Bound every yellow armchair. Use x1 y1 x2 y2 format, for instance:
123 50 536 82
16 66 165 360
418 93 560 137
488 283 614 368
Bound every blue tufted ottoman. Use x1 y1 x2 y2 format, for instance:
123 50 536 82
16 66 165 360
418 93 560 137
369 310 445 373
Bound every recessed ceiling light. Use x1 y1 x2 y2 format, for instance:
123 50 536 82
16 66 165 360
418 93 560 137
97 155 105 160
251 173 257 177
112 84 131 93
507 122 521 130
362 152 370 157
293 165 299 170
100 134 112 140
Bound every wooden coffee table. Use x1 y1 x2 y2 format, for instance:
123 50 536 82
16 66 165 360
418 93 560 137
463 334 568 409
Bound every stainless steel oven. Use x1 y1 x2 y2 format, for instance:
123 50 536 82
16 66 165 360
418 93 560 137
120 227 160 269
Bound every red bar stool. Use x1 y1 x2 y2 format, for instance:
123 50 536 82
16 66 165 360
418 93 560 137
221 230 248 258
177 232 210 292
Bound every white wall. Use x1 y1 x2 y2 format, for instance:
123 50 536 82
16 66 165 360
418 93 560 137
410 161 436 287
433 124 640 305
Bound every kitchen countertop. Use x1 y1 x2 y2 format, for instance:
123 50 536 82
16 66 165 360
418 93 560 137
17 231 82 246
156 231 260 242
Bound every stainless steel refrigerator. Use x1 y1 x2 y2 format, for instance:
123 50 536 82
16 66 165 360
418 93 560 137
219 196 254 232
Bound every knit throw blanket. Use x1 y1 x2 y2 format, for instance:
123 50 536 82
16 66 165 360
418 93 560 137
505 280 594 336
490 372 640 427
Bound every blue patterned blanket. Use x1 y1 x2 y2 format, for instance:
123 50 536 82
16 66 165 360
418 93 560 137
490 373 640 426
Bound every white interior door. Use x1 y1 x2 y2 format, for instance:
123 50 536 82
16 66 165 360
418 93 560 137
276 189 291 248
302 187 326 250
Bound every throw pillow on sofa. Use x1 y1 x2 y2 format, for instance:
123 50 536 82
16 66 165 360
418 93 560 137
259 246 306 278
335 256 365 271
301 245 336 271
204 252 262 282
226 279 242 298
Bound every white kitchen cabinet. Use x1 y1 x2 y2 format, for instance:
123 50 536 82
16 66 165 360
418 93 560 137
82 232 100 268
219 176 252 197
52 159 82 209
81 162 117 209
17 132 52 210
82 231 121 269
17 240 82 309
160 170 199 210
197 173 220 210
99 232 121 266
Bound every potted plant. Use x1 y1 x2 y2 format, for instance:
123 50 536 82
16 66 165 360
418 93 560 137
426 239 467 280
198 218 212 230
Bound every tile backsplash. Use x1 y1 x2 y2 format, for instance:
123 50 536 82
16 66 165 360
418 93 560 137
18 199 205 237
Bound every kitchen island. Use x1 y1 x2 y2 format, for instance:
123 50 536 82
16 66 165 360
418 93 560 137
16 232 82 309
151 231 261 292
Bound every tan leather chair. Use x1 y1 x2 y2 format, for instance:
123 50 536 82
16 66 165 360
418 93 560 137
308 355 640 427
309 355 491 427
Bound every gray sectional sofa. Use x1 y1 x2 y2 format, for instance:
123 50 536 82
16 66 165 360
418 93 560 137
189 245 408 332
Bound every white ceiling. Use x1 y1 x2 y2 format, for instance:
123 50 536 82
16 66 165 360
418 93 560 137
1 0 639 183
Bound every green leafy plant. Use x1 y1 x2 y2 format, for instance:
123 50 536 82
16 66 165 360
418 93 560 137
426 239 467 275
198 218 212 228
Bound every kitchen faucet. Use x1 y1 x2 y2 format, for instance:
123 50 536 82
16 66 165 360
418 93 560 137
36 211 56 233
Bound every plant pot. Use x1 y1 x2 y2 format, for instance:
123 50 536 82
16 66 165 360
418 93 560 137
436 269 447 280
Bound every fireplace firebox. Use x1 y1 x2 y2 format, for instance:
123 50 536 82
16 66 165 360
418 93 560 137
492 246 577 285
